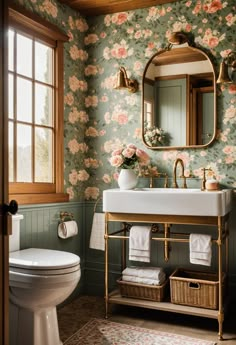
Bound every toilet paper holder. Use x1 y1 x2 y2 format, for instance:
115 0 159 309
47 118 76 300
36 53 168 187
60 211 74 223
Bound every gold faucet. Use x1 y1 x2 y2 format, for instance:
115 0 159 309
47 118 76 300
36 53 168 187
173 158 187 188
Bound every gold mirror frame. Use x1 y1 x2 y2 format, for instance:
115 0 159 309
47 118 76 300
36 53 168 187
142 33 217 150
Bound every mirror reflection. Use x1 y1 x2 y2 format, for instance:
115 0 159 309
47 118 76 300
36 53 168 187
142 45 216 149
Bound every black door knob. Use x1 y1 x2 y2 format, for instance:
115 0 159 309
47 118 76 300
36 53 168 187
4 200 18 215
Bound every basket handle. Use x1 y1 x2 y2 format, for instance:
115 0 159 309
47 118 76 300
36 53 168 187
188 282 200 289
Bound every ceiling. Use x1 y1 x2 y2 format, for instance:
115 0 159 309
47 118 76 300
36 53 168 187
59 0 179 16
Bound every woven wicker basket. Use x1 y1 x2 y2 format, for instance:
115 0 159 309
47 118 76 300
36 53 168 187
117 278 168 302
170 268 225 310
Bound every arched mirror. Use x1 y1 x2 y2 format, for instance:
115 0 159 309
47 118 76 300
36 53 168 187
142 33 216 149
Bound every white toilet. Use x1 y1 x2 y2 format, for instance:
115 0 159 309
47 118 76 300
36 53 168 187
9 214 81 345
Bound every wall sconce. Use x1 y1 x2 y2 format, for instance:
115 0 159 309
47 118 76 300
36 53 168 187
217 51 236 84
114 66 138 93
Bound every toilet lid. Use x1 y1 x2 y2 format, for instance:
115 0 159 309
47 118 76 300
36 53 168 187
9 248 80 270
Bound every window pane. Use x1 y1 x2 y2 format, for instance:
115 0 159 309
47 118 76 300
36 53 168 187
17 33 32 78
9 121 14 182
8 30 15 71
17 77 32 123
17 124 32 182
35 127 53 182
8 74 14 119
35 42 53 84
35 83 53 126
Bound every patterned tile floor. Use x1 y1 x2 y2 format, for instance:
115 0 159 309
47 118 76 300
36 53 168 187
58 295 236 344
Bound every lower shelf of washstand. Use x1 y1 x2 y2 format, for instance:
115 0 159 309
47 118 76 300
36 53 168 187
108 290 228 319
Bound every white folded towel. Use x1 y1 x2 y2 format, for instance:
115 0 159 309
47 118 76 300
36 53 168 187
129 225 152 263
89 213 105 251
58 220 78 239
122 274 166 286
190 233 212 266
122 266 164 280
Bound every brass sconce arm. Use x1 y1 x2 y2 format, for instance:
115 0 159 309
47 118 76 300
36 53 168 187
217 51 236 84
114 66 138 93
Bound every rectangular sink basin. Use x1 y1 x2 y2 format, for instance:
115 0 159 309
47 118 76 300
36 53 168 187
103 188 232 216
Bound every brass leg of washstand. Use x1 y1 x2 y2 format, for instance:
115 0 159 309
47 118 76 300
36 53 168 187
217 216 224 340
104 213 109 319
164 223 170 261
122 223 127 271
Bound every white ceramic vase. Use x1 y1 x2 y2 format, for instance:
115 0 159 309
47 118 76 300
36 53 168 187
118 169 138 190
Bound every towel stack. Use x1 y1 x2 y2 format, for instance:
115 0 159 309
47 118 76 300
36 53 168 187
122 266 166 286
129 225 152 263
189 233 212 266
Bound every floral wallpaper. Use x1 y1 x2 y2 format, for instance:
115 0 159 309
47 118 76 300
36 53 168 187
16 0 236 201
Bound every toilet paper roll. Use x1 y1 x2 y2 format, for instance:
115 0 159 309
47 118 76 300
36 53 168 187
58 220 78 239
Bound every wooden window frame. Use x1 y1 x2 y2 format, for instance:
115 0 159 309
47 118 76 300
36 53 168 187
8 3 69 204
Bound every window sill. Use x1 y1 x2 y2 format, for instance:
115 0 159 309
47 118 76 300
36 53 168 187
9 193 69 205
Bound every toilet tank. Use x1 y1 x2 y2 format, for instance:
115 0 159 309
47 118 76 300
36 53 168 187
10 214 24 252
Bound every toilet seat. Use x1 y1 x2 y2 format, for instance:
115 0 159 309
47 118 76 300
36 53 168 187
9 248 80 275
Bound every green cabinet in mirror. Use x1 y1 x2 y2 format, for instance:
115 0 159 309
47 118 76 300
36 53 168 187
142 42 216 149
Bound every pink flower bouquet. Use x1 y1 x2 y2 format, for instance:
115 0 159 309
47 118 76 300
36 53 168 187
109 144 150 169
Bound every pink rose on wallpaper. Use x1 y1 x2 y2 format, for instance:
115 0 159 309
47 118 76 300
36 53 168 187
110 40 133 59
134 61 143 71
78 111 89 123
69 46 88 61
104 112 111 124
225 13 236 27
117 113 128 125
134 31 142 39
143 29 152 38
75 19 88 32
104 15 111 27
85 65 98 76
84 34 99 45
223 105 236 124
225 156 235 164
69 76 87 92
85 127 99 137
69 169 78 185
192 2 201 14
66 187 74 200
100 32 107 39
84 158 99 168
78 143 89 153
100 95 108 103
229 85 236 95
77 170 89 181
64 92 74 106
223 146 234 155
85 95 98 107
203 0 223 13
99 130 106 136
39 0 58 18
112 12 129 25
85 187 100 200
101 75 116 89
67 139 80 154
186 1 192 7
103 174 111 184
68 107 80 123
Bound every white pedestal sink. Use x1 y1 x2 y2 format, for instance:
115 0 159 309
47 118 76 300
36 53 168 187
103 188 232 216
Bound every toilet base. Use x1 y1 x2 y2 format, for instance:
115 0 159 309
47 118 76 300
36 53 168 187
10 302 62 345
